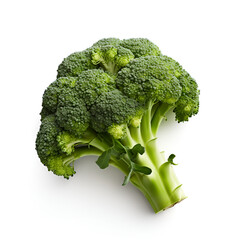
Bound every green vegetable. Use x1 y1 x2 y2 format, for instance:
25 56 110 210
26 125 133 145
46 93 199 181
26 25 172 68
36 38 200 213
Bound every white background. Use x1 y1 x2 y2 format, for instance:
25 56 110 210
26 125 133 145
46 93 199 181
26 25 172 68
1 0 240 239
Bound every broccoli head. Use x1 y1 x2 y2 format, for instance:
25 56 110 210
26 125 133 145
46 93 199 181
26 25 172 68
36 38 200 213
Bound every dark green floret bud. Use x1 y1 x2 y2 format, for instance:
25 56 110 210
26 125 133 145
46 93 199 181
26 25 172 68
158 55 200 122
76 69 115 109
92 38 121 48
120 38 161 57
57 48 96 78
55 89 90 137
90 89 142 138
40 107 52 121
173 93 200 122
35 115 61 165
42 77 77 115
116 56 182 104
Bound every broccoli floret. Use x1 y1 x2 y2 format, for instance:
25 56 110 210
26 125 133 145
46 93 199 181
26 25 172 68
75 69 115 109
47 155 76 179
41 77 77 116
55 88 90 137
36 37 200 213
116 56 182 104
40 107 52 121
57 48 97 78
57 131 82 155
36 115 60 165
91 45 134 74
92 38 121 47
120 38 161 57
36 115 103 179
35 114 75 178
158 55 200 122
90 89 142 138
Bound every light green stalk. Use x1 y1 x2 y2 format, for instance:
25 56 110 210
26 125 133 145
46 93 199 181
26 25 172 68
117 102 186 213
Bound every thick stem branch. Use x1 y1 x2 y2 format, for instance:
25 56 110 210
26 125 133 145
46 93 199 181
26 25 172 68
131 148 186 213
151 102 173 137
141 100 154 143
121 126 137 148
129 125 144 146
63 146 102 165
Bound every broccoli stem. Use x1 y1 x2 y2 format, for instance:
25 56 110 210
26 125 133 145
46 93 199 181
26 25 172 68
137 142 186 213
121 127 137 147
98 58 118 75
110 156 134 178
90 136 111 152
141 100 154 143
72 129 112 152
129 124 144 145
132 167 186 213
116 103 186 213
63 146 102 166
118 136 186 212
133 141 186 212
151 102 173 136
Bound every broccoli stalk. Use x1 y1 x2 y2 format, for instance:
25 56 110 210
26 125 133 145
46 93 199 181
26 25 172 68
96 101 186 213
132 102 186 212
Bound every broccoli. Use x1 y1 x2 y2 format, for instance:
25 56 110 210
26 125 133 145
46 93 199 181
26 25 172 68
36 38 200 213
